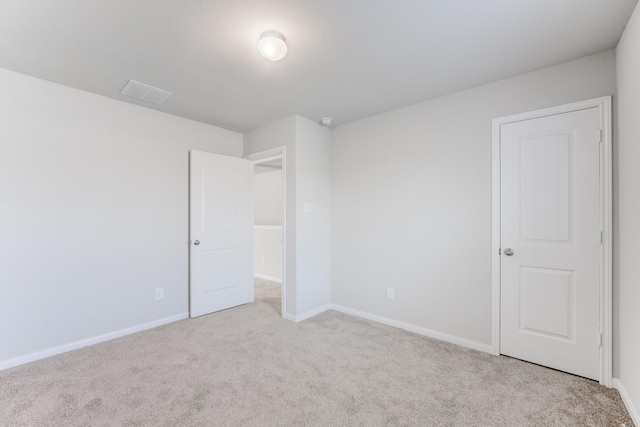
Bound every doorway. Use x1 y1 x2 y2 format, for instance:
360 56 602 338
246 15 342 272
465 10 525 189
245 147 287 318
491 97 612 385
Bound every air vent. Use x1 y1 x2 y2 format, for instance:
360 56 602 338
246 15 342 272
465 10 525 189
120 80 172 104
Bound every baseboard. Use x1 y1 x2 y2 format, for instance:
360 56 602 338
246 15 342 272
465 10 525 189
284 304 332 322
613 378 640 426
330 304 494 354
0 312 189 371
254 273 282 283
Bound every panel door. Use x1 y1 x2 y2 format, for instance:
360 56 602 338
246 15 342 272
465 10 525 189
190 150 253 318
500 107 601 380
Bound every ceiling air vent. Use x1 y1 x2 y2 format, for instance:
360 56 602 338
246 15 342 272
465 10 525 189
120 80 173 104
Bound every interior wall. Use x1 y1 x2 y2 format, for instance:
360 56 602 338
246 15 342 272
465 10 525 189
244 115 331 319
254 170 283 225
253 169 284 282
295 116 331 316
330 50 616 347
254 228 283 282
0 67 242 365
615 2 640 416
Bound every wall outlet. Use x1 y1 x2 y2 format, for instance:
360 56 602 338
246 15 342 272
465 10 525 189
155 288 164 300
387 287 395 300
261 256 265 264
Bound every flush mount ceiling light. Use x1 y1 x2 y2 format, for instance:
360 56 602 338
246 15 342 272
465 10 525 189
258 31 288 61
320 117 333 126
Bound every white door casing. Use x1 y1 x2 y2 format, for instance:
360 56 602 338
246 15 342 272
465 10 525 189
500 108 600 380
189 150 254 318
491 96 612 386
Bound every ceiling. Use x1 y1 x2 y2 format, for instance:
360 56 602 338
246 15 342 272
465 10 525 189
0 0 636 133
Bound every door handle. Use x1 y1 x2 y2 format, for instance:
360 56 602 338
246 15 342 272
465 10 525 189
193 240 200 246
504 248 514 256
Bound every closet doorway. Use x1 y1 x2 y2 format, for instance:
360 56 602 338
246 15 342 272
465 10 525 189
246 147 286 318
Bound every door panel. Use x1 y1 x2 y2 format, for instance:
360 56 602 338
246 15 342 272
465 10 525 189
500 107 600 380
519 266 573 340
521 134 570 242
202 248 239 293
190 150 253 318
202 165 240 233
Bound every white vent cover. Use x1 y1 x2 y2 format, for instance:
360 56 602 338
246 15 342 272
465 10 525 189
120 80 172 104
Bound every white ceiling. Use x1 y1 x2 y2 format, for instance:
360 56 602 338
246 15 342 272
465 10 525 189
0 0 636 132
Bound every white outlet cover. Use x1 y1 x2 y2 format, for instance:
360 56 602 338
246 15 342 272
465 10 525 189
387 287 395 299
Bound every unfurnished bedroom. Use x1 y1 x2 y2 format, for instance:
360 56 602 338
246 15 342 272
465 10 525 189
1 1 639 426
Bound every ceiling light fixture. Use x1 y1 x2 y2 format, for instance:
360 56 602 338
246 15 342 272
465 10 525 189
258 31 288 61
320 117 333 126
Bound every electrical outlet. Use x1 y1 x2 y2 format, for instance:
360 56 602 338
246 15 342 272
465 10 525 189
155 288 164 300
261 256 265 264
387 287 395 300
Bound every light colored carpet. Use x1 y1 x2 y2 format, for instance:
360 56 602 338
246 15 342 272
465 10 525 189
254 277 282 316
0 279 632 426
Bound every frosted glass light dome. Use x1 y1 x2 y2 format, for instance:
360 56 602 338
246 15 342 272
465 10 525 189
258 31 288 61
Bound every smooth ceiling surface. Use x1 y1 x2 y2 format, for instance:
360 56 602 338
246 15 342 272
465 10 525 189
0 0 636 132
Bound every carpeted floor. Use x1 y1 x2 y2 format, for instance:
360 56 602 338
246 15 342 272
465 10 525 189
254 277 282 316
0 279 633 426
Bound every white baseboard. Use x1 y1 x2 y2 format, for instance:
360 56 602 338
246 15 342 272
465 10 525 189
613 378 640 426
0 312 189 371
284 304 332 323
330 304 494 354
254 273 282 283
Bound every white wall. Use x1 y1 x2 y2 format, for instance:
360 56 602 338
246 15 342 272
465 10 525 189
331 50 616 347
244 115 331 319
254 227 283 282
254 170 283 225
295 116 331 316
615 3 640 420
0 67 242 365
254 169 284 283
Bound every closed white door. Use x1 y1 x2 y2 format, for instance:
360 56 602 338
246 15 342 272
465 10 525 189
500 107 601 380
190 150 253 318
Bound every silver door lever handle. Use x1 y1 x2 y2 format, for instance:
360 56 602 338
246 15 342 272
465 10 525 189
193 240 200 246
504 248 514 256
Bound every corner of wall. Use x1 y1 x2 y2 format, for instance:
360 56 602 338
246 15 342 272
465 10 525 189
613 378 640 426
615 1 640 422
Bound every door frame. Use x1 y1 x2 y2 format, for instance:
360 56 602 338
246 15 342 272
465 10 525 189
244 146 288 319
491 96 612 386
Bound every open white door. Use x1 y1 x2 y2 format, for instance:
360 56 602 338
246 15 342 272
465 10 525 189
500 107 601 380
190 150 253 318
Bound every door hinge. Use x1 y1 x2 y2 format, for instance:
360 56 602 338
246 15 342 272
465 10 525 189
600 231 603 245
598 333 603 347
598 129 603 143
498 248 501 255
